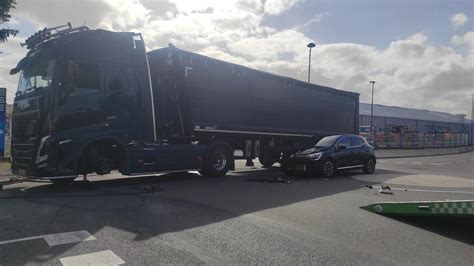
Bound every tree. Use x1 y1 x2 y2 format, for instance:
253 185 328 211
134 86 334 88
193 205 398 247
0 0 18 43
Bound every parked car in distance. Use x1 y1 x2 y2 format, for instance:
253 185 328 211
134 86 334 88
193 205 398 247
281 134 376 178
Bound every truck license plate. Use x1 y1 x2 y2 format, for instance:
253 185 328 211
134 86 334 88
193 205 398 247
18 169 26 176
296 164 306 171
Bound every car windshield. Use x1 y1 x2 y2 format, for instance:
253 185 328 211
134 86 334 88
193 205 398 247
16 52 55 96
315 135 340 147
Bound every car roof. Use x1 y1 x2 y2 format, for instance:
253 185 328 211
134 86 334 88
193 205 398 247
340 134 362 138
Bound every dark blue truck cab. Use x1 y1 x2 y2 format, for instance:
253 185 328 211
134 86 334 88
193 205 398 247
10 24 359 183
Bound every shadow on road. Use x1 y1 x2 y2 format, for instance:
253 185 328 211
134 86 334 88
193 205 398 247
0 167 398 264
389 216 474 245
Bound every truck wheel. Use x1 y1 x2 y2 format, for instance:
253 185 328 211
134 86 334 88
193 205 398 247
258 152 276 168
202 145 231 177
95 158 113 175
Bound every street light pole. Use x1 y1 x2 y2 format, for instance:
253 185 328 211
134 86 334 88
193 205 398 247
307 42 315 83
370 81 375 135
471 94 473 145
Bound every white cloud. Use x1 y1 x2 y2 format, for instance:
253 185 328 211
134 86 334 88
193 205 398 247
451 31 474 63
451 13 469 29
1 0 473 118
0 37 28 102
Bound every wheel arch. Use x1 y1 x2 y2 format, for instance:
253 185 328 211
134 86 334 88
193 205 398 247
75 136 129 174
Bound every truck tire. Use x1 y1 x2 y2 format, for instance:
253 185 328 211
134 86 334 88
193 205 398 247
202 145 231 177
258 152 276 168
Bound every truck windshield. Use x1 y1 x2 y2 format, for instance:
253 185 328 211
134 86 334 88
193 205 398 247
16 53 55 96
315 135 340 147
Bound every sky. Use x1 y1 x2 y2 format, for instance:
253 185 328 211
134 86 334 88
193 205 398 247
1 0 473 118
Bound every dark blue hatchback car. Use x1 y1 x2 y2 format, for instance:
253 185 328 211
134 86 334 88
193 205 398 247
281 134 376 178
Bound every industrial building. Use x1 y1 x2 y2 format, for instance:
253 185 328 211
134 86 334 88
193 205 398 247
359 103 472 134
359 102 472 147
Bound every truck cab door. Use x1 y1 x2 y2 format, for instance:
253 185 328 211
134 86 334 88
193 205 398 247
54 61 103 132
103 65 136 137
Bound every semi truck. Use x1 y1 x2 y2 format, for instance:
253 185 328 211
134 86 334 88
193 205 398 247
10 24 359 184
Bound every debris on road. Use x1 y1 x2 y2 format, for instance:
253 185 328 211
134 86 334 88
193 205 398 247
361 200 474 217
247 177 291 184
363 185 373 189
379 185 393 195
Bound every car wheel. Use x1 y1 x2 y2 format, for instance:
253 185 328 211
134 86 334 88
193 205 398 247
363 157 376 174
321 159 335 178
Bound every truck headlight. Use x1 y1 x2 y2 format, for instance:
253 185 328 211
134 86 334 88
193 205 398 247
36 135 51 164
307 152 322 161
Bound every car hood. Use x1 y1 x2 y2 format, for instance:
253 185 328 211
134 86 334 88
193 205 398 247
295 146 330 157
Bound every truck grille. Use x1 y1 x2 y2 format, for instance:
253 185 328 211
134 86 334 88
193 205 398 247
12 143 35 168
12 111 39 137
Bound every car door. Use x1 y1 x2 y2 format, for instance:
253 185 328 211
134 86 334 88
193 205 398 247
333 136 352 168
350 136 365 166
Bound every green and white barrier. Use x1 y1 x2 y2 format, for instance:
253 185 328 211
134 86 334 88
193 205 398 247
361 200 474 217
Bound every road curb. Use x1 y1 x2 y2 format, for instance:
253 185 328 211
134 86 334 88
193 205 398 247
377 148 474 159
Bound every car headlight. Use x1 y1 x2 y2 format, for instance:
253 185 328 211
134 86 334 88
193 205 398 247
307 152 322 160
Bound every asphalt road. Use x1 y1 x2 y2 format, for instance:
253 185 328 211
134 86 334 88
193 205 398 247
1 152 473 265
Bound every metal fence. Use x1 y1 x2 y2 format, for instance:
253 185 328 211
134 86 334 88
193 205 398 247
360 133 470 148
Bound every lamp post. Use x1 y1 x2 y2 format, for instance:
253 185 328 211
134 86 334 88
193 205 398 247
307 42 316 83
369 81 375 135
471 94 473 145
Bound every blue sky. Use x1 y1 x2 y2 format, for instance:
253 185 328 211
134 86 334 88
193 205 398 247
264 0 473 48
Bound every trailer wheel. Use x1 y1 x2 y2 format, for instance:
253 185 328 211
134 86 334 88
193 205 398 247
202 145 231 177
258 151 276 168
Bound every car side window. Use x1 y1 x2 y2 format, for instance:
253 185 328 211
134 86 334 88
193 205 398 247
337 137 351 147
351 136 364 146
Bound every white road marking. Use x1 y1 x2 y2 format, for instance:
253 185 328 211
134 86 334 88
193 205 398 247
378 160 388 163
0 230 95 246
429 162 452 166
395 162 406 164
455 160 465 163
59 250 125 266
411 162 422 165
44 231 95 246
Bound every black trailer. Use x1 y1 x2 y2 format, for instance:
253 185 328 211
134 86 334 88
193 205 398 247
10 26 359 183
147 46 359 166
